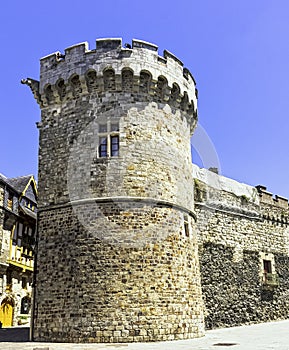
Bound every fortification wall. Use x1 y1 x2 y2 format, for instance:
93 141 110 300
35 204 203 342
25 38 199 209
24 36 289 341
193 165 289 329
26 38 205 343
38 38 197 105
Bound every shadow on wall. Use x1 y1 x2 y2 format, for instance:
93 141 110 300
0 327 29 342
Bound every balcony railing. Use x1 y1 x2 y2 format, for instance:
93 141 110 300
8 245 34 271
263 273 279 287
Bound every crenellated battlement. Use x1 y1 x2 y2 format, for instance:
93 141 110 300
27 39 191 116
23 38 198 132
256 185 289 210
26 38 205 343
39 39 193 88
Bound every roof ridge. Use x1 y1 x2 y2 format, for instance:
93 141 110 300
7 174 34 179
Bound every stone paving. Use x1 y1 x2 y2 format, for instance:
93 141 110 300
1 320 289 350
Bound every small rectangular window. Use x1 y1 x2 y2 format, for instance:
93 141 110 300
98 121 120 158
263 260 272 274
184 215 190 237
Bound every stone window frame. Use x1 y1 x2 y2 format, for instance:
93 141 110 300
97 120 120 158
259 252 278 286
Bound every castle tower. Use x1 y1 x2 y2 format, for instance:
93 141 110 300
23 38 204 342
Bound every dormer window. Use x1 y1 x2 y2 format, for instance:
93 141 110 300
25 199 35 211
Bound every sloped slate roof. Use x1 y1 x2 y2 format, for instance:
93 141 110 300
0 173 7 182
4 175 33 194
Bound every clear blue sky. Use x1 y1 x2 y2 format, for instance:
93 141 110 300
1 0 289 198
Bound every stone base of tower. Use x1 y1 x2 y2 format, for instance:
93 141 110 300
32 203 205 343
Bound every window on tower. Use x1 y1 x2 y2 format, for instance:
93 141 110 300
98 121 119 158
99 136 108 157
110 135 119 156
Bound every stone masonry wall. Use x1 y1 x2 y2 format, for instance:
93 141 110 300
34 204 204 342
33 97 205 341
195 175 289 329
200 244 289 329
24 37 289 339
39 99 194 208
29 39 205 342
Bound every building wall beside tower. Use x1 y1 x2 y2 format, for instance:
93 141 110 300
193 165 289 329
0 174 37 327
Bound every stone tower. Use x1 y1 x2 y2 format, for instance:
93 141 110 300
23 38 204 342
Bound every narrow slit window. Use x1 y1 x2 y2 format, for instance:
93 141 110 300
17 223 23 247
12 225 18 245
184 215 190 237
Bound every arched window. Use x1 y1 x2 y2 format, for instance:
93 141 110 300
139 71 151 93
20 296 31 314
85 70 97 91
70 75 82 97
169 83 180 107
44 84 54 103
103 69 116 90
122 69 133 91
56 79 66 100
156 76 168 101
180 91 189 111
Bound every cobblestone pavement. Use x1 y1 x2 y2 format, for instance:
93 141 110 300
1 320 289 350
